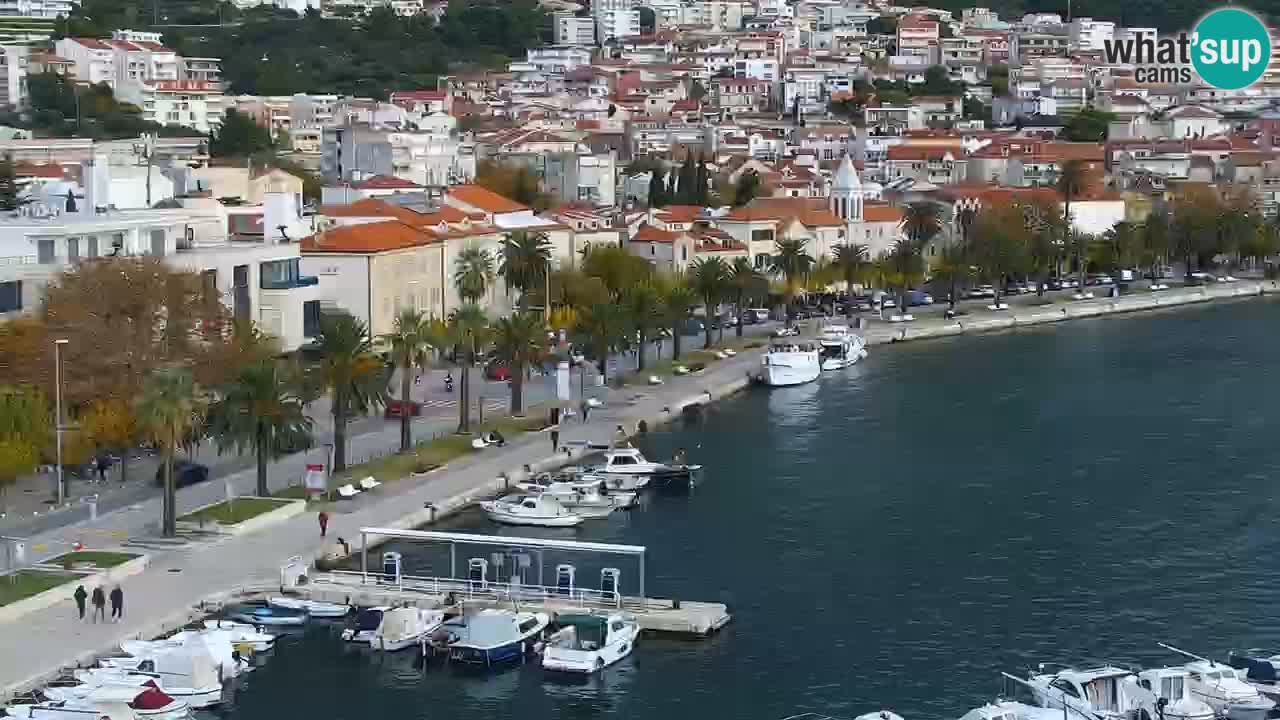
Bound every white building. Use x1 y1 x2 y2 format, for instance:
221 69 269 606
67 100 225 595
555 14 596 46
597 9 640 42
55 37 115 86
117 79 225 134
1068 17 1114 51
0 44 28 108
0 0 73 18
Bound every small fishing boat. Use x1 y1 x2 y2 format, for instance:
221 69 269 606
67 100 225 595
758 341 821 386
42 683 189 720
518 474 635 517
479 494 583 527
267 596 349 619
443 609 550 667
1134 667 1217 720
591 448 700 489
199 620 275 652
371 608 446 652
6 687 152 720
817 324 869 371
228 605 308 627
341 607 389 644
92 649 223 709
541 613 639 674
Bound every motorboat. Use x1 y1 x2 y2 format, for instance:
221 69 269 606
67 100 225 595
341 607 390 644
517 474 636 517
541 613 639 674
817 324 868 371
41 684 188 720
443 609 551 667
118 634 246 682
1228 651 1280 702
93 648 223 709
591 448 700 489
267 596 349 619
1133 667 1217 720
958 700 1070 720
1159 643 1276 720
371 607 446 652
198 620 275 652
479 494 584 527
227 605 308 627
758 341 821 386
1019 665 1160 720
6 687 148 720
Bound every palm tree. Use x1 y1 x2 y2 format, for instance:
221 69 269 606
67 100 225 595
659 279 697 361
1067 230 1093 294
499 231 552 311
887 238 925 312
903 202 942 248
135 367 205 537
932 241 972 311
314 311 385 472
454 244 496 305
575 303 626 386
207 360 312 497
769 238 814 326
1055 159 1088 286
624 281 663 370
728 257 765 337
833 243 869 317
448 304 489 434
379 308 434 452
690 257 729 348
490 312 544 416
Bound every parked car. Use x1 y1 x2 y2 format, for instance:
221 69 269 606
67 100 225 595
1188 271 1216 283
484 361 511 382
746 308 771 323
1087 273 1114 286
772 326 799 338
679 318 706 336
154 460 210 488
384 398 422 418
906 289 934 307
966 286 995 299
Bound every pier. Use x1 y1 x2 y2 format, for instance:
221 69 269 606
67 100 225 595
284 528 732 636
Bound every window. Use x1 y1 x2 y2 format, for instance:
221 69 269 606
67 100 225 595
681 245 688 262
0 281 20 313
37 239 54 264
1050 679 1080 698
111 233 124 255
303 300 322 338
650 245 655 256
750 228 775 242
261 258 302 289
67 237 79 264
1161 676 1184 700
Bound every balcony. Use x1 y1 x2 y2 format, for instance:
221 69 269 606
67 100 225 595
262 275 318 290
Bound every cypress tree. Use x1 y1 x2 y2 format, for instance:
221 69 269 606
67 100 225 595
0 154 18 211
648 170 665 208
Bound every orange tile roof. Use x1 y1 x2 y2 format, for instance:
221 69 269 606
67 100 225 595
632 223 681 243
655 204 705 223
799 209 845 227
447 184 528 214
14 161 69 179
862 203 904 223
351 175 423 190
721 206 783 222
301 221 438 254
319 198 433 226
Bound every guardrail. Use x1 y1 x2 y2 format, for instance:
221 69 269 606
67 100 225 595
311 569 651 612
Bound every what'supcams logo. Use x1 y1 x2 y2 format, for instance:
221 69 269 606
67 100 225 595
1102 7 1271 89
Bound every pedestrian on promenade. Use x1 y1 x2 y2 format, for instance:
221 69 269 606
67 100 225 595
580 399 589 423
318 511 329 539
73 585 87 620
109 586 123 621
90 586 106 623
96 457 108 484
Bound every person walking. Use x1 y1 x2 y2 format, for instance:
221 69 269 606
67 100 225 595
580 399 589 423
318 511 329 539
73 585 87 620
109 586 123 622
90 586 106 623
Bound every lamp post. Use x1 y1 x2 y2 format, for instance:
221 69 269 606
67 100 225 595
53 338 68 506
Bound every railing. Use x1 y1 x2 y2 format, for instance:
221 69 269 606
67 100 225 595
260 275 318 290
312 569 650 612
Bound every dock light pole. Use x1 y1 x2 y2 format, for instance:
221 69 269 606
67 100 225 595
53 339 68 506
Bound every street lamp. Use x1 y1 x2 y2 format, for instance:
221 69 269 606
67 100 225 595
53 339 68 506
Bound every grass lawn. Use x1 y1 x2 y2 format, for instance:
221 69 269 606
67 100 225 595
0 570 79 606
179 497 292 525
48 551 138 569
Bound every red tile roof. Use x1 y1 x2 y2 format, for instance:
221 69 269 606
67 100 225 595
301 221 439 254
319 198 433 226
446 184 527 214
863 203 904 223
655 205 705 223
351 175 424 190
70 37 112 50
632 223 681 243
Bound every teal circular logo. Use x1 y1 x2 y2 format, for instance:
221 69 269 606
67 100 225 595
1192 8 1271 90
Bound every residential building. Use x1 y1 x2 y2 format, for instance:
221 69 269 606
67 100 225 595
555 15 596 46
0 44 27 108
628 223 695 273
116 79 225 134
0 0 73 17
897 14 940 60
320 123 475 188
1068 17 1114 51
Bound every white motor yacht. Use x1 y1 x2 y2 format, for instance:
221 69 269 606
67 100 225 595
1228 651 1280 703
443 609 550 667
371 607 446 651
592 448 699 489
266 596 349 619
7 687 147 720
817 324 869 371
1134 667 1217 720
542 613 639 674
1159 644 1276 720
958 700 1069 720
341 607 390 644
94 649 223 709
1019 665 1160 720
759 341 821 386
41 683 188 720
516 473 637 514
479 494 584 527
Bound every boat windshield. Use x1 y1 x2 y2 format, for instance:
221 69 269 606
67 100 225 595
1161 676 1185 699
354 609 382 631
558 615 606 648
819 344 845 359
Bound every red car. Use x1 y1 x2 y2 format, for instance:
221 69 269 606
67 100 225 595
384 399 422 418
485 362 511 382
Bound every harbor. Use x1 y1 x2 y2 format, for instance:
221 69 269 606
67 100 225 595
6 295 1280 719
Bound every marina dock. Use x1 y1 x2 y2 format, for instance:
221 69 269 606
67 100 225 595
282 528 732 636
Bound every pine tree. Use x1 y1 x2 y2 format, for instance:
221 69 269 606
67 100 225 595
0 154 19 211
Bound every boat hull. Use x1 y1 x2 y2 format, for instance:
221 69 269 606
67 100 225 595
267 597 348 618
479 504 584 527
542 630 637 674
759 351 821 386
228 610 307 627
